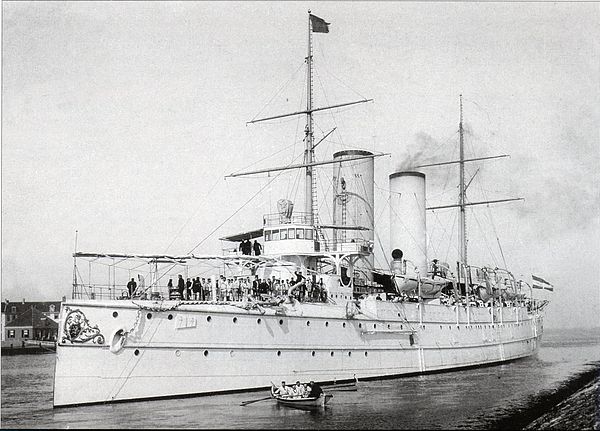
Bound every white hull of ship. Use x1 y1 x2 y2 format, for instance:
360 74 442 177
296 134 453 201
53 299 544 407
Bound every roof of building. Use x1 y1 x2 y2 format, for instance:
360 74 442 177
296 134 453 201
2 301 62 315
5 307 59 329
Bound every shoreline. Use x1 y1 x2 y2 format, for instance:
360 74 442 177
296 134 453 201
481 361 600 430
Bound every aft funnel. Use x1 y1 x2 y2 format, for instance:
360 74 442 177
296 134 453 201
389 171 427 276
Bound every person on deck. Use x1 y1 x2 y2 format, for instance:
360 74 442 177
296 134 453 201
185 278 192 300
137 275 145 298
127 278 137 298
167 278 175 299
253 240 262 256
241 239 251 255
201 278 208 301
432 259 440 279
258 279 269 298
192 277 201 300
177 274 185 300
252 275 259 298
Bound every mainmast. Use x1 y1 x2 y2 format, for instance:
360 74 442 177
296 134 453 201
305 10 315 223
458 95 467 266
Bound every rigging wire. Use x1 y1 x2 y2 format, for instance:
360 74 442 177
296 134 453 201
163 176 221 254
187 158 299 255
314 38 369 101
371 181 391 270
443 209 459 264
470 209 500 267
249 61 306 122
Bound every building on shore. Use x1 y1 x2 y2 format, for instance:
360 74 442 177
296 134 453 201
1 299 64 352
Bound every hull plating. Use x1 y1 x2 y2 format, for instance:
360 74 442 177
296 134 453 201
53 299 543 407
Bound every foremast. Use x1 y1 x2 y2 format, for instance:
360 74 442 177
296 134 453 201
458 95 467 267
305 11 316 223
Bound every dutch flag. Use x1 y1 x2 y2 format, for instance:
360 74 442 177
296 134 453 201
532 275 554 292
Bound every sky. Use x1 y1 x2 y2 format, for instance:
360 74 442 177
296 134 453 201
2 1 599 329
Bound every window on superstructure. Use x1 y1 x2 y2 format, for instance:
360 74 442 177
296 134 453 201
22 329 29 338
281 229 288 240
305 229 314 240
288 228 295 239
10 306 16 313
265 230 272 241
7 330 15 338
273 230 280 241
296 229 304 239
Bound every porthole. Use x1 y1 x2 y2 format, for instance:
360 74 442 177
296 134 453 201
358 323 362 329
204 350 209 356
112 311 118 318
311 351 316 357
279 319 284 325
440 325 443 329
233 317 238 323
146 313 152 320
257 318 262 324
207 316 212 322
348 351 352 357
397 313 401 317
175 350 181 357
325 322 329 327
343 322 346 328
373 324 377 329
277 351 281 356
401 324 403 329
365 351 368 357
307 321 311 326
330 351 334 357
387 324 391 329
134 349 140 356
168 314 173 320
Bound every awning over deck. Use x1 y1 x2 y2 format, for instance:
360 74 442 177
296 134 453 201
218 228 264 242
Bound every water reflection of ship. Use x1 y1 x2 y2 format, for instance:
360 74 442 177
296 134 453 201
52 11 550 408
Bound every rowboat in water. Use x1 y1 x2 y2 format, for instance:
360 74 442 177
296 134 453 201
270 386 333 409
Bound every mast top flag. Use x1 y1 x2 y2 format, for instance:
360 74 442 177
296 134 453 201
310 13 330 33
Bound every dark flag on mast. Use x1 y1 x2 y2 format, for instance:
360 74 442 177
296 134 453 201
310 14 330 33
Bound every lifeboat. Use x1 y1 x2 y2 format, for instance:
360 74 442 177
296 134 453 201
394 275 450 299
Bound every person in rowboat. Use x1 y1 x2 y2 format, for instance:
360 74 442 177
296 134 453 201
308 381 323 398
292 381 303 398
274 381 288 397
302 383 310 398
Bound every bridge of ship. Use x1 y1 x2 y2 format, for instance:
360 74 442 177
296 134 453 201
219 211 373 268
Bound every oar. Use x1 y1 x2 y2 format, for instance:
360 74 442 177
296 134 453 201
240 396 272 406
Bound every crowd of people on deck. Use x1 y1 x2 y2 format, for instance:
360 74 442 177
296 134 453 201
160 272 328 303
273 380 323 399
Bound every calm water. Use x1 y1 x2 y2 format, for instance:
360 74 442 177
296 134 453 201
2 327 599 429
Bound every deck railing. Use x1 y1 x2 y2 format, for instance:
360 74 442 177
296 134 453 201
263 212 314 227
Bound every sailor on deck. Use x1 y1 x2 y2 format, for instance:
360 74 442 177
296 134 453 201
127 278 137 298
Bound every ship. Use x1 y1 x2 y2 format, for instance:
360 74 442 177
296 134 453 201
52 12 550 407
